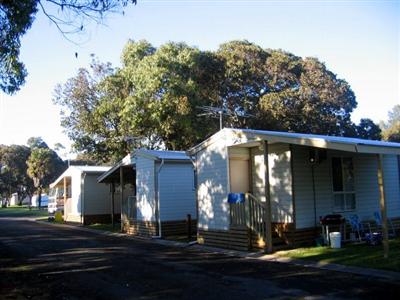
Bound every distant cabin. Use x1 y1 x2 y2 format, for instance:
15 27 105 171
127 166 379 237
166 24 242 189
188 128 400 251
98 149 196 237
50 166 113 224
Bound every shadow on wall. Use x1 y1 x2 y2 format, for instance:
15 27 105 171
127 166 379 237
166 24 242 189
136 169 156 221
197 147 228 230
270 150 293 223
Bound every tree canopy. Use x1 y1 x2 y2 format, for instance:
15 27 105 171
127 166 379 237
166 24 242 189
382 105 400 142
0 0 136 94
0 144 34 203
0 137 66 205
54 39 381 163
27 147 54 207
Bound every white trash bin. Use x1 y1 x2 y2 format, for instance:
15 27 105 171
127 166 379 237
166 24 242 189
329 232 341 249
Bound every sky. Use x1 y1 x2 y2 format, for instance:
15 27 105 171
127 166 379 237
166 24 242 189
0 0 399 158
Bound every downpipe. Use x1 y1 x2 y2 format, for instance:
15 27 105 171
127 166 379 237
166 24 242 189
152 158 165 239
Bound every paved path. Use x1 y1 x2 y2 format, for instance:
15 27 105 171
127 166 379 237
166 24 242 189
1 217 399 299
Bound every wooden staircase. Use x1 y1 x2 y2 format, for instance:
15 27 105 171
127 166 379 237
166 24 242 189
230 193 290 251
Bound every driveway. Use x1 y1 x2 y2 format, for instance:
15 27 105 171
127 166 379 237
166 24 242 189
0 216 399 299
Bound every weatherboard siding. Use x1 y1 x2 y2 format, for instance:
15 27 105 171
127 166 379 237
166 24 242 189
136 156 156 222
249 144 293 223
197 139 229 230
158 162 196 221
268 144 293 223
383 154 400 218
69 168 82 216
83 173 111 215
293 148 400 229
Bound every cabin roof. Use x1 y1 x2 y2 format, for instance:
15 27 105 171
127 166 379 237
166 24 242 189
97 150 191 184
50 165 111 188
188 128 400 155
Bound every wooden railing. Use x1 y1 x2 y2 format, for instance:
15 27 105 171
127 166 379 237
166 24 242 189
122 195 137 222
229 193 266 240
127 195 137 219
247 193 266 241
230 201 247 227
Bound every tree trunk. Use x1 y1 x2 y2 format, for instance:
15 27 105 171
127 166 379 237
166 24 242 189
38 188 42 209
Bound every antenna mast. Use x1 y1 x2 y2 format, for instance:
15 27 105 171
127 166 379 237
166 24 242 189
197 106 253 130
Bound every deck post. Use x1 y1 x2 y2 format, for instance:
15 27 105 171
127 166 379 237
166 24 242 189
120 167 124 232
377 154 389 258
263 140 273 253
63 177 67 220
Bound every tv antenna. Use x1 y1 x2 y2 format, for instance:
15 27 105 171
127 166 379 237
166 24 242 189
197 106 253 130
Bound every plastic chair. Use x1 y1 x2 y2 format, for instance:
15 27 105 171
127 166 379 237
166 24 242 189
347 214 370 242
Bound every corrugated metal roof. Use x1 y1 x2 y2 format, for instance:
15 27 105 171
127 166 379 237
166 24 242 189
188 128 400 155
72 166 111 172
50 165 111 188
234 128 400 149
136 149 191 160
97 150 191 183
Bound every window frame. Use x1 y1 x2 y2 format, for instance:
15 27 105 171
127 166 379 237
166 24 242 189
331 156 356 212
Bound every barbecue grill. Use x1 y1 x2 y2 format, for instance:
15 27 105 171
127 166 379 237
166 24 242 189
320 214 345 245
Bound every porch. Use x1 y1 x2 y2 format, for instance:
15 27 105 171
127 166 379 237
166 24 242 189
97 158 136 230
224 135 399 252
49 176 74 221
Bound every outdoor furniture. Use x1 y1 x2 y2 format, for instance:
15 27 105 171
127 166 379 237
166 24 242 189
347 214 371 242
373 211 396 238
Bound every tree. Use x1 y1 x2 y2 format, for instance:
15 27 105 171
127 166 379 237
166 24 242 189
54 39 380 162
27 137 67 187
217 41 358 135
0 145 34 204
354 118 381 140
0 0 136 94
121 41 224 150
54 41 223 161
382 105 400 142
27 137 48 149
53 59 131 163
26 137 67 207
27 148 54 208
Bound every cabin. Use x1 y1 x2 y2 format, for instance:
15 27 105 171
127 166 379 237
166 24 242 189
49 166 113 224
98 149 196 237
188 128 400 251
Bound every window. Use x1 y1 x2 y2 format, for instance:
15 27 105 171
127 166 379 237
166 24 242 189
331 157 355 211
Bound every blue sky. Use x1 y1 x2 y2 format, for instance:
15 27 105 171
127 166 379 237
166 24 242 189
0 0 398 158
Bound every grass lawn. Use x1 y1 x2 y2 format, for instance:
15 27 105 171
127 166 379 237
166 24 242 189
276 238 400 272
87 223 121 233
0 205 49 218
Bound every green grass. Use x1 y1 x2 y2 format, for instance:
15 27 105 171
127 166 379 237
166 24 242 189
276 238 400 272
87 223 121 233
0 205 49 218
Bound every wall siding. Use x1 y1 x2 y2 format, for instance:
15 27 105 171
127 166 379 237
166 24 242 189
83 173 112 215
158 163 196 221
268 144 293 223
293 147 400 229
383 154 400 218
68 168 82 218
197 139 229 230
250 144 293 223
136 156 156 221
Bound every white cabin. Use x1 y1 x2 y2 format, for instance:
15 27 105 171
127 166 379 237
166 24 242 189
98 150 196 237
49 166 113 224
188 128 400 251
